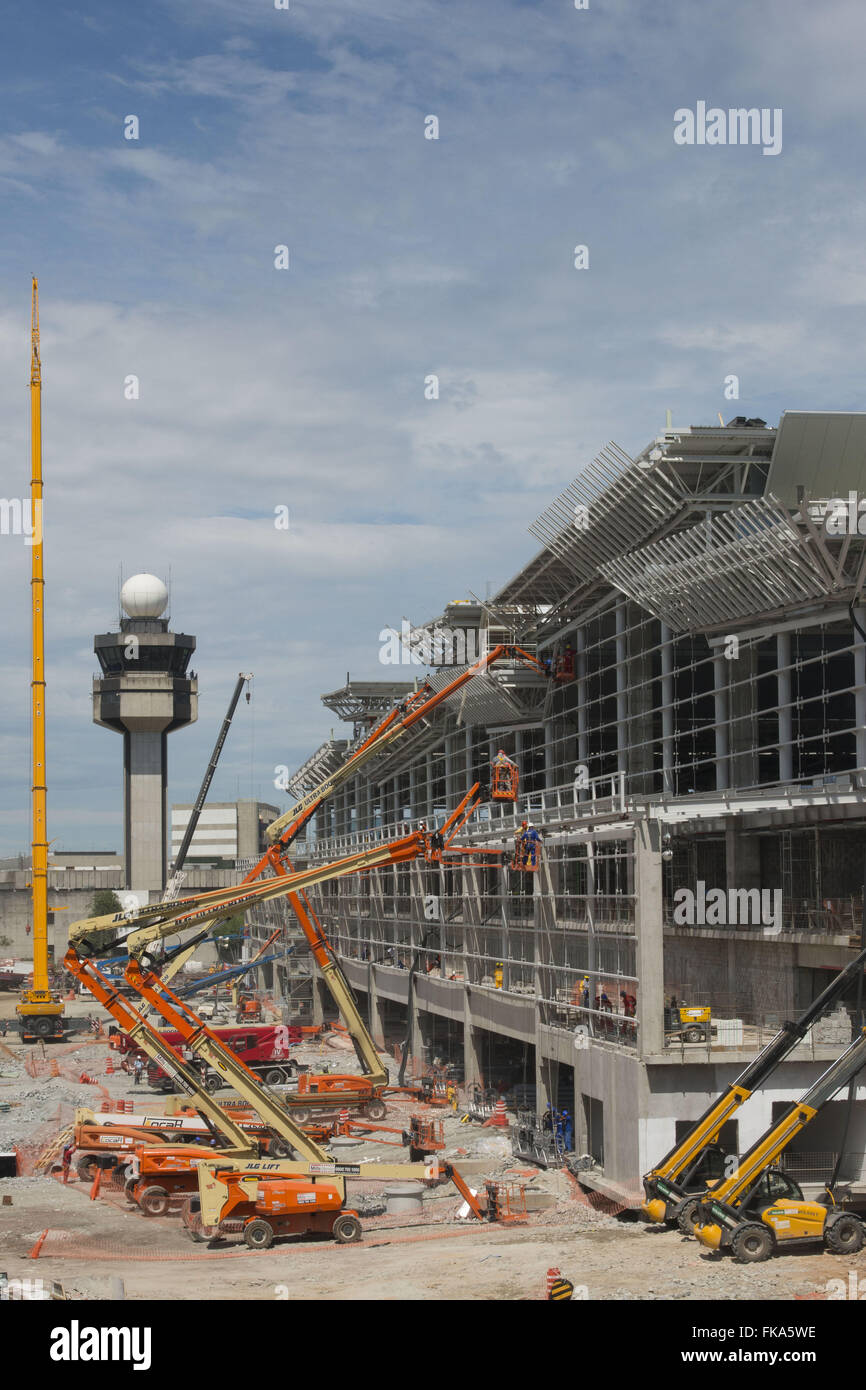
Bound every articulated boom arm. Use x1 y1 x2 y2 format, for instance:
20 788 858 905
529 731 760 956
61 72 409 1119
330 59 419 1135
643 942 866 1203
68 833 429 962
63 951 256 1156
261 642 543 850
270 869 386 1085
266 780 492 1086
713 1028 866 1208
124 960 332 1165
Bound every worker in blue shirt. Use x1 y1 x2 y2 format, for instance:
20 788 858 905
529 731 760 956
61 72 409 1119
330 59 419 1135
560 1109 574 1153
523 822 541 868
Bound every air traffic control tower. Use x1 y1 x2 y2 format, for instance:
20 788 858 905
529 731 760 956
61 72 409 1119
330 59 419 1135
93 574 198 893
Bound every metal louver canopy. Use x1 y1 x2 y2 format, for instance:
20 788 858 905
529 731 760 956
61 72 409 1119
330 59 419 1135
598 496 832 631
528 441 684 583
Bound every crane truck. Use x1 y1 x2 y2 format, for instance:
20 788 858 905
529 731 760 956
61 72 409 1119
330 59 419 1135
641 941 866 1231
693 1027 866 1262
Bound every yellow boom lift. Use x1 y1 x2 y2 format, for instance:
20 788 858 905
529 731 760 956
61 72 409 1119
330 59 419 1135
17 278 64 1042
693 1028 866 1262
642 942 866 1231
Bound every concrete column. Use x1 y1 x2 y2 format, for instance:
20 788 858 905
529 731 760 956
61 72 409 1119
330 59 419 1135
615 601 628 776
576 627 589 800
369 966 386 1047
778 631 794 783
726 824 762 892
544 719 555 791
424 752 434 820
661 623 675 796
444 735 454 808
713 652 729 792
534 1049 552 1120
728 643 759 788
635 816 664 1056
464 1010 483 1087
124 730 168 890
627 605 655 795
311 973 327 1026
854 609 866 774
465 726 473 790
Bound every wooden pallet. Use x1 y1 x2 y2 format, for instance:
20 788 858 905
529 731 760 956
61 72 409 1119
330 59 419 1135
33 1122 75 1173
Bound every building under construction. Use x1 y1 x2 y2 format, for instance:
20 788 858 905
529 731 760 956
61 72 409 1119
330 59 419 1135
280 410 866 1199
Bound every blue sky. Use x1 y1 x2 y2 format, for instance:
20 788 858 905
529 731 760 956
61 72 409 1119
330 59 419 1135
1 0 865 854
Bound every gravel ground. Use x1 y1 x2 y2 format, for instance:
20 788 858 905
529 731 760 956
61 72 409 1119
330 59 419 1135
1 1016 857 1300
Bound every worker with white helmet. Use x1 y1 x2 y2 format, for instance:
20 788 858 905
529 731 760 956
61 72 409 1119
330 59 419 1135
523 821 541 868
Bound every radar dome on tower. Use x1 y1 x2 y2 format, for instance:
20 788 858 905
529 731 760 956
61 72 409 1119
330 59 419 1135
120 574 168 619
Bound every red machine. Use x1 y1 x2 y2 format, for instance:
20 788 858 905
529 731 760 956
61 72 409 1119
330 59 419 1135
110 1024 299 1090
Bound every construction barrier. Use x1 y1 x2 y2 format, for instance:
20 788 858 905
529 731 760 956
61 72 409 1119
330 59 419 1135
512 1114 564 1169
483 1098 508 1129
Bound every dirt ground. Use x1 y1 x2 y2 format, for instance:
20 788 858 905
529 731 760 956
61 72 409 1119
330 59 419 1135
0 1005 860 1302
2 1173 859 1302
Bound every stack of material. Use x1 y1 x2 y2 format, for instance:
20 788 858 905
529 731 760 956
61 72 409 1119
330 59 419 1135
812 1006 853 1046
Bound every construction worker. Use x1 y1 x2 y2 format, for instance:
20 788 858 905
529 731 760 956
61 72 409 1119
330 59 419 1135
446 1081 457 1111
514 820 528 869
523 822 541 868
61 1140 74 1181
492 748 515 770
560 1109 574 1153
133 1055 143 1086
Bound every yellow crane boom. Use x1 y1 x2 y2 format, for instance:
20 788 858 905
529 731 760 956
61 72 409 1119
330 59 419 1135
18 277 64 1040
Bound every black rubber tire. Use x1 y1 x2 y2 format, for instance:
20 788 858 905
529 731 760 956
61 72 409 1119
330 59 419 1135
268 1137 292 1158
731 1223 774 1263
684 1027 704 1043
363 1099 387 1121
75 1153 98 1182
139 1185 170 1218
825 1214 865 1254
264 1068 286 1086
292 1107 312 1125
244 1219 274 1250
676 1196 702 1236
124 1176 139 1205
203 1073 222 1093
32 1017 54 1038
332 1213 362 1244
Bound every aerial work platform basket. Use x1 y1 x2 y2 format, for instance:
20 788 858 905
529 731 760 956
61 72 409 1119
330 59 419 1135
554 650 575 682
491 763 518 800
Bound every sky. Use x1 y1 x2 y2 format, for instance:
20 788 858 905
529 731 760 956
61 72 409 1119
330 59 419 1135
1 0 865 855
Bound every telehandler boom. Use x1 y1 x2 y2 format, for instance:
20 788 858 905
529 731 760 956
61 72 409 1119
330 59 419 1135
642 941 866 1230
694 1028 866 1262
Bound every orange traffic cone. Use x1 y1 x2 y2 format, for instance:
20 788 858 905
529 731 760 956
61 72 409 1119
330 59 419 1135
105 1056 114 1075
546 1267 561 1298
483 1098 508 1128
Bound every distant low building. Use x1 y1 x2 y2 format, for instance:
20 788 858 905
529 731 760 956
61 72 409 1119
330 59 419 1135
170 799 280 868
